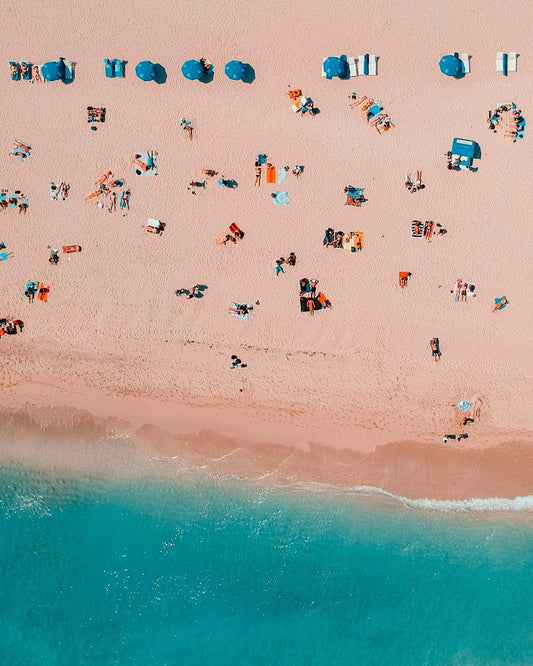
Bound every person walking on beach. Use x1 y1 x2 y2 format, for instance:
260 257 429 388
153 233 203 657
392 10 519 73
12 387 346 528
180 118 193 140
430 338 441 362
254 162 262 186
275 258 285 276
310 279 318 297
443 435 457 443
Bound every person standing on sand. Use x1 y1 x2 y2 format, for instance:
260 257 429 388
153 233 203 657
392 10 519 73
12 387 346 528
275 258 285 275
430 338 441 362
254 162 262 186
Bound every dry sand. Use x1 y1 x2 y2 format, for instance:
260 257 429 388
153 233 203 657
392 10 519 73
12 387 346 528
1 0 532 499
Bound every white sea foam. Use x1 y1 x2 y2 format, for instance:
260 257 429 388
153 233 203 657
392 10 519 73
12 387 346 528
285 481 533 512
348 485 533 512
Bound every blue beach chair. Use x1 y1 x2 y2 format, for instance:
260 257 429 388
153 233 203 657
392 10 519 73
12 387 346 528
9 61 20 80
113 59 125 77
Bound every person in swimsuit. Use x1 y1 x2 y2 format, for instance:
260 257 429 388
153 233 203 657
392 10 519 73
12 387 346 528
254 162 262 186
430 338 441 362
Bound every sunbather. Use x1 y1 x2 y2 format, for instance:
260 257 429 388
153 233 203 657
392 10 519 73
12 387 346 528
229 304 252 316
492 296 509 312
430 338 441 362
317 292 331 308
460 283 468 302
201 169 217 177
180 118 193 140
307 299 315 316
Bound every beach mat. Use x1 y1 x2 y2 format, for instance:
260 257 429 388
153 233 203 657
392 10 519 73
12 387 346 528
37 283 49 302
300 296 321 312
62 245 82 253
411 221 423 237
266 166 276 183
353 232 364 250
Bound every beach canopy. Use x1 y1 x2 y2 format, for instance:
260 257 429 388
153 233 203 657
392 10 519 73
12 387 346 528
181 59 204 80
323 56 347 79
439 54 462 77
225 60 246 81
135 61 157 81
41 59 65 81
452 138 476 158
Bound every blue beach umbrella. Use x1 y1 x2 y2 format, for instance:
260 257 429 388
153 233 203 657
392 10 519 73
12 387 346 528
225 60 246 81
135 61 157 81
181 59 204 80
323 56 347 79
273 191 290 206
41 59 65 81
457 400 472 411
439 54 462 77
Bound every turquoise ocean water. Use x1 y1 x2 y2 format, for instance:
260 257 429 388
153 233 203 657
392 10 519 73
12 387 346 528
1 466 533 665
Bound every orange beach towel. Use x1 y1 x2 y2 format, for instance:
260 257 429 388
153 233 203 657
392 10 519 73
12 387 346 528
37 283 49 302
399 271 409 288
266 166 276 183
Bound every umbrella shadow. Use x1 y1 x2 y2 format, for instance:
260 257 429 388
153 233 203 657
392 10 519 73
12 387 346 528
154 64 167 84
241 64 255 84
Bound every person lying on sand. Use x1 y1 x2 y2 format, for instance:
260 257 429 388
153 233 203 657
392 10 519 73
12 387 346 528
229 304 252 316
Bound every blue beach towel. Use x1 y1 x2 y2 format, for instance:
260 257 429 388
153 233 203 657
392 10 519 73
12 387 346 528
273 191 289 206
367 104 381 118
103 58 115 77
8 194 17 208
231 303 251 319
0 192 6 203
9 61 20 80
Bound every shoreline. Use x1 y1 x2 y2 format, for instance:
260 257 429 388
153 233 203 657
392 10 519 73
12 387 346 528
1 375 533 503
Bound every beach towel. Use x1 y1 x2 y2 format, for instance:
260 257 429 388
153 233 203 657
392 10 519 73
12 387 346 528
8 194 17 208
300 296 321 312
20 62 32 80
278 167 288 185
0 252 12 262
367 104 382 118
229 223 241 235
25 281 39 295
0 192 6 203
231 303 251 319
359 99 373 112
37 283 49 302
411 221 423 237
399 271 409 287
266 166 276 183
353 232 364 251
62 245 81 253
215 232 232 246
493 297 508 311
135 152 157 176
9 61 20 80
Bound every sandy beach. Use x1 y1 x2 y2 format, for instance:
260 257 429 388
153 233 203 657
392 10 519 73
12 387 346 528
1 0 533 500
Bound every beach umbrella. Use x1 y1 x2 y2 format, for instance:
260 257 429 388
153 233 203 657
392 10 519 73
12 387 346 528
457 400 472 411
41 59 65 81
323 56 347 79
135 61 157 81
273 191 290 206
439 54 462 77
181 59 204 80
225 60 246 81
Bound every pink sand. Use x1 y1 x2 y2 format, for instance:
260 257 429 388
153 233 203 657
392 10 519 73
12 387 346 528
1 0 532 500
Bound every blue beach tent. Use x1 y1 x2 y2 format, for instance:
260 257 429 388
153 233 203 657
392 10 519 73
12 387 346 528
41 59 65 81
439 53 462 77
323 56 347 79
135 61 157 81
182 59 204 80
451 138 476 158
225 60 246 81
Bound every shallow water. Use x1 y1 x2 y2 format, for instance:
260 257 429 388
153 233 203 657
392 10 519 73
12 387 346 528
1 466 533 665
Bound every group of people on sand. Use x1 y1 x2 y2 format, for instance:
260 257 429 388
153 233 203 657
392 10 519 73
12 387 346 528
323 228 363 251
487 103 525 141
175 284 204 299
404 171 423 193
299 278 332 315
0 190 28 214
453 280 476 302
0 318 23 336
274 252 296 275
349 94 395 133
